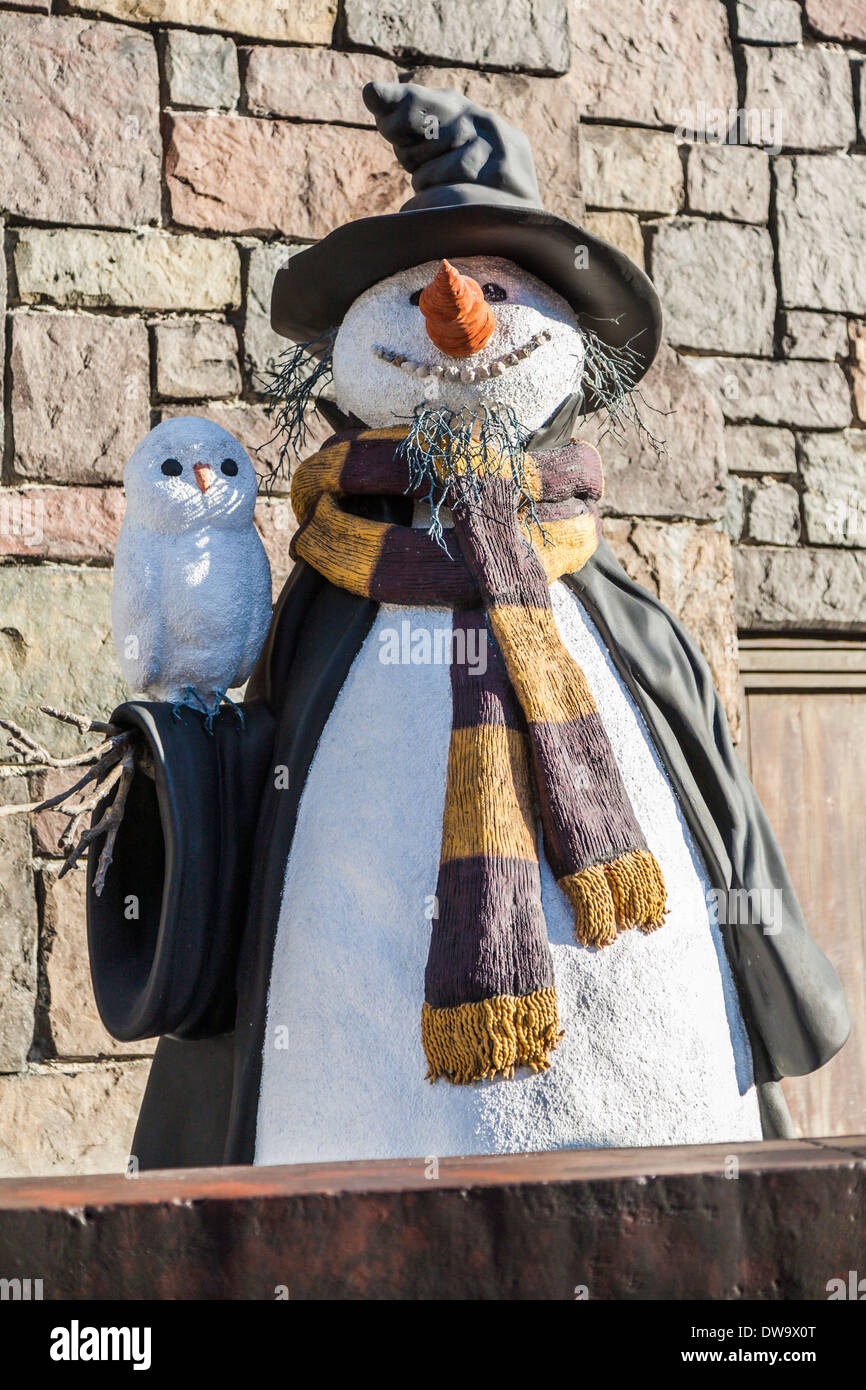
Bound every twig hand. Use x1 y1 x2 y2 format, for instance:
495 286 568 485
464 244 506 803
0 707 144 897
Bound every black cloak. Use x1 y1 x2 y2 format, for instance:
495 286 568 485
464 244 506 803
87 540 850 1169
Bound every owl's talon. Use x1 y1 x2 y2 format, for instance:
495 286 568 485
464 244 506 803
214 689 245 729
171 687 214 730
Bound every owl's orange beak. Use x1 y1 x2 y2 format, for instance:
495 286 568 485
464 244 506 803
193 463 216 493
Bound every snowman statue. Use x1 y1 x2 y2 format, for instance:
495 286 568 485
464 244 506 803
87 82 848 1170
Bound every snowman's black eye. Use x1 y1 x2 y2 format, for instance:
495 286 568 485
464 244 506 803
482 283 507 302
221 458 238 476
409 288 423 305
161 458 182 476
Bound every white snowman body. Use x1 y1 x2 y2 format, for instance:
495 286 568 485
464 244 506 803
255 257 762 1163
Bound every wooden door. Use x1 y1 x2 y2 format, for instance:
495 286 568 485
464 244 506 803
739 639 866 1138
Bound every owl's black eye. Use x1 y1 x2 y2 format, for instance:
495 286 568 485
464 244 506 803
482 283 507 302
409 288 423 305
161 458 182 476
221 458 239 476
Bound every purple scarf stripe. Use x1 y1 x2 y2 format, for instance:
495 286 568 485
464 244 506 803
530 712 649 880
425 856 554 1008
370 526 472 605
449 609 523 731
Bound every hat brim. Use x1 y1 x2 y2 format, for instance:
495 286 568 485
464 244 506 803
271 202 662 388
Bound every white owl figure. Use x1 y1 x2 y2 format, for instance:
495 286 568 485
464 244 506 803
112 416 272 714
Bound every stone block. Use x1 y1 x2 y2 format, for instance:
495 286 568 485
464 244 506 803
798 429 866 547
775 156 866 314
165 115 407 237
724 474 745 541
165 28 239 110
0 487 124 561
742 478 801 544
255 497 298 600
687 356 852 428
724 425 797 474
734 546 866 629
804 0 866 42
29 769 80 859
782 311 849 361
594 345 727 522
10 312 149 485
66 0 336 43
850 322 866 422
605 518 741 739
0 14 160 227
0 567 125 758
244 242 304 384
651 220 775 355
245 46 397 125
744 45 855 151
42 869 155 1060
15 228 241 313
571 0 737 129
153 320 241 400
580 125 682 215
687 143 769 222
735 0 802 42
582 212 644 269
343 0 571 73
0 1061 150 1177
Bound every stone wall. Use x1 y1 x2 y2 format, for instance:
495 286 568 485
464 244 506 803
0 0 863 1176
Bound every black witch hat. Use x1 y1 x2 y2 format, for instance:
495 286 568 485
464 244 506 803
271 81 662 424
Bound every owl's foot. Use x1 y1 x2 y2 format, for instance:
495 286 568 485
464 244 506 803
212 689 245 729
172 686 216 733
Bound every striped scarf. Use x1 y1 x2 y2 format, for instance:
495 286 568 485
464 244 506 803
291 427 667 1084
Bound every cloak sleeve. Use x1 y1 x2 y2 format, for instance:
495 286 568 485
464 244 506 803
568 541 851 1082
86 697 276 1043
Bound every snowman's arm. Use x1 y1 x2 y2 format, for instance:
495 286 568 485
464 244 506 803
566 542 851 1084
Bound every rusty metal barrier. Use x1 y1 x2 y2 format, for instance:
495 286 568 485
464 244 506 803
0 1137 864 1300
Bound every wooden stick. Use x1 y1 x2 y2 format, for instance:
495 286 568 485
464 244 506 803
0 737 132 819
56 757 128 878
0 705 142 894
92 751 136 896
39 706 115 736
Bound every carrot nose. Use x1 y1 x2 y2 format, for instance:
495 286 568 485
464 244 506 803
193 462 216 494
418 259 496 358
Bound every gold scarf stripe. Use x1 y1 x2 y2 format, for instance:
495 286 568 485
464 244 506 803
441 443 544 500
522 512 600 584
295 493 385 597
290 440 352 526
422 988 563 1083
560 849 668 949
487 604 598 725
440 724 538 864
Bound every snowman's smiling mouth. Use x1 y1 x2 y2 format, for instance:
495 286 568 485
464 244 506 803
372 328 552 383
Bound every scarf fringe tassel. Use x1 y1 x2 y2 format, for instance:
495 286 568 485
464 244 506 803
422 988 563 1084
561 848 668 949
